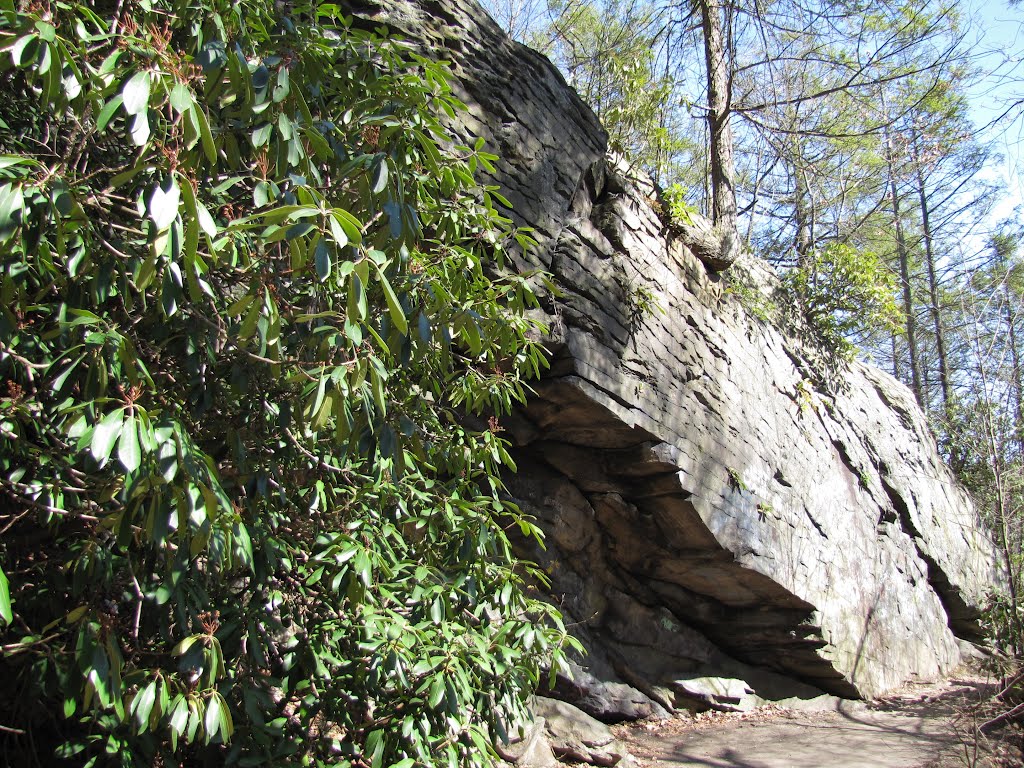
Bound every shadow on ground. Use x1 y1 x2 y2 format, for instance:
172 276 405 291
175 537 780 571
616 675 1010 768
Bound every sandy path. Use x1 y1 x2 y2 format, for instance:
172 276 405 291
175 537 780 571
613 675 1015 768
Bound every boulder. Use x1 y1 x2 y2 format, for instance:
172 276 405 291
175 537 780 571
669 676 757 713
342 0 1002 709
532 697 629 767
495 717 559 768
547 659 668 723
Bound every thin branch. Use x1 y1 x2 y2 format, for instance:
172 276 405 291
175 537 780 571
980 700 1024 734
0 484 100 523
283 428 351 476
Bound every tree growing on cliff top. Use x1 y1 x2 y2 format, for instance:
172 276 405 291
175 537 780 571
0 0 574 765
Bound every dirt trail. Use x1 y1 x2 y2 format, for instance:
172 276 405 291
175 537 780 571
613 674 1019 768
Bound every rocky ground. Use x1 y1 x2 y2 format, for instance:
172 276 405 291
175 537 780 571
610 670 1023 768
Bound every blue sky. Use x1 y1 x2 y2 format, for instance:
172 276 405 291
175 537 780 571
970 0 1024 224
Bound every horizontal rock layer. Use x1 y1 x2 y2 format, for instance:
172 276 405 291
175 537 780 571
348 0 1001 707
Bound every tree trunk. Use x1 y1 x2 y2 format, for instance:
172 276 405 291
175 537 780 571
993 239 1024 458
885 127 923 406
1004 294 1024 459
912 128 951 419
891 332 902 381
700 0 739 268
793 157 813 271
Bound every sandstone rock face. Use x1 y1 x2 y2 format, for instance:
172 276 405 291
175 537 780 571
347 0 1001 709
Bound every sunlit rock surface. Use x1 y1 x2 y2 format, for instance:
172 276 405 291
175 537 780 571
345 0 1001 712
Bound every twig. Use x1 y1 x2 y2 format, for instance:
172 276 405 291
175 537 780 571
996 668 1024 701
128 567 144 647
979 700 1024 734
94 231 134 261
0 484 99 523
0 507 32 536
0 343 47 384
188 311 294 366
283 428 349 476
1 633 61 656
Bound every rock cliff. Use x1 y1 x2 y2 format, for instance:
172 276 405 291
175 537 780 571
344 0 1001 715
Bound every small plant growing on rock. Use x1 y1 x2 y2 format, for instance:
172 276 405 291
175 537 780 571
624 278 665 328
664 183 698 228
795 378 816 412
783 243 901 361
722 268 780 325
727 467 749 492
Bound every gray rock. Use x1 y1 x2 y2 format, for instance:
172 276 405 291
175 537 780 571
956 638 990 662
533 697 629 767
548 659 668 723
670 676 757 712
774 694 855 713
495 717 559 768
341 0 1001 713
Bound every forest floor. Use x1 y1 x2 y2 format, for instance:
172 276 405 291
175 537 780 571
612 670 1023 768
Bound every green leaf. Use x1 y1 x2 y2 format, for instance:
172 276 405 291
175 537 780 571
0 156 33 171
196 202 217 237
328 212 349 248
162 264 181 316
428 676 445 709
225 292 255 318
109 162 147 190
204 693 221 741
130 112 150 146
0 183 24 243
314 238 332 281
331 208 363 243
96 95 124 132
273 66 290 103
168 82 193 114
252 123 272 148
133 681 157 734
365 729 384 768
370 156 388 194
11 35 37 67
218 697 233 742
253 181 272 208
0 564 11 626
90 408 124 465
168 695 188 749
195 105 217 163
285 221 314 240
238 299 260 340
122 71 151 116
117 413 141 473
186 697 203 743
85 642 112 708
149 177 181 231
349 270 367 321
374 262 407 334
171 635 200 657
